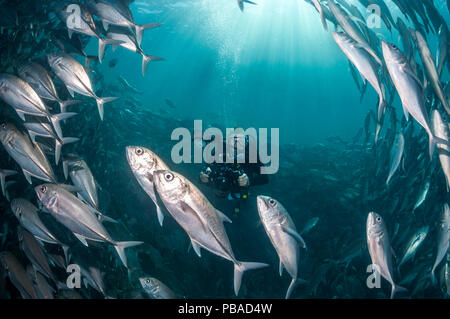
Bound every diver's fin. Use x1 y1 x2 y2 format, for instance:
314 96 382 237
233 261 269 296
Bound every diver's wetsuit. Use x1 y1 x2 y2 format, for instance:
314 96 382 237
200 138 268 215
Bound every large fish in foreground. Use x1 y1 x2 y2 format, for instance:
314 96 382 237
0 123 56 184
153 170 268 295
431 204 449 283
257 196 306 299
366 212 407 298
382 41 435 158
126 146 169 227
35 183 142 268
47 53 118 121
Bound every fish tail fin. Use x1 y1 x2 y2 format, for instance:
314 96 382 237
96 97 119 121
0 170 17 196
49 112 78 140
135 23 163 45
113 241 144 268
98 38 123 63
142 54 164 76
285 277 307 299
58 100 80 114
233 261 268 296
390 284 407 299
55 137 79 165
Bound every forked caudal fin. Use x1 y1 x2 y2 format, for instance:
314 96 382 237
96 97 119 121
142 54 165 76
55 137 79 165
135 23 163 46
234 261 268 296
98 38 124 63
58 100 80 114
286 277 307 299
49 112 77 141
114 241 144 268
390 284 407 299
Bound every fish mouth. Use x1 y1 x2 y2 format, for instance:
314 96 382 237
256 195 269 211
367 212 377 227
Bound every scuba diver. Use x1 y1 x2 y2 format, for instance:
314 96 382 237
199 130 269 216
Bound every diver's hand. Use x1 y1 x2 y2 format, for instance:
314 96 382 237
238 173 249 187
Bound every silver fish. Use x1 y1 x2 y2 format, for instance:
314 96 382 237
47 52 118 121
35 183 142 268
0 123 56 184
431 204 449 283
415 31 450 116
88 0 162 45
382 41 435 158
24 116 79 165
107 31 164 76
399 226 429 267
366 212 407 298
139 277 176 299
386 132 405 185
18 227 54 280
332 31 385 140
257 196 306 299
17 62 79 113
328 0 381 65
0 169 17 197
432 110 450 191
0 251 38 299
153 169 268 295
126 146 169 226
64 156 99 210
0 74 68 139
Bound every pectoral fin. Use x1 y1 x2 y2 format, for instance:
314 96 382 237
191 240 202 258
74 233 89 247
216 209 232 223
281 226 307 249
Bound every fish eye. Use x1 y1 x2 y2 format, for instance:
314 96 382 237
146 279 151 284
135 148 143 155
392 44 397 49
165 173 174 181
1 124 6 129
376 216 381 222
268 198 276 207
40 185 47 193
